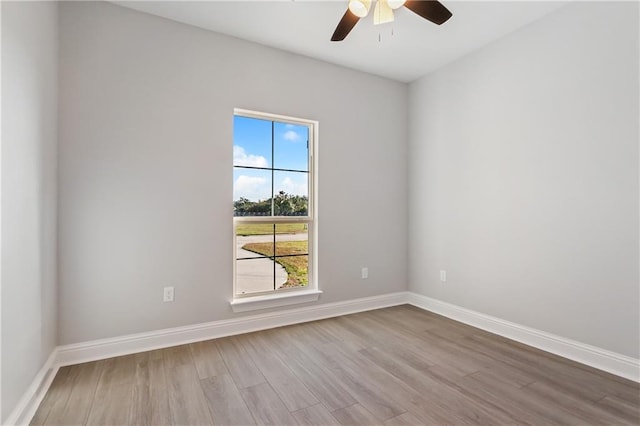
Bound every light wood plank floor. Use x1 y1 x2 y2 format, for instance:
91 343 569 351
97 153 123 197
32 305 640 425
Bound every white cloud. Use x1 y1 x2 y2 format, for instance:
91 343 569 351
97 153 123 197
234 175 269 200
283 130 301 142
233 145 268 167
285 124 295 129
280 176 308 196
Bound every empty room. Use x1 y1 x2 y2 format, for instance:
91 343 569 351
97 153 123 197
2 0 639 425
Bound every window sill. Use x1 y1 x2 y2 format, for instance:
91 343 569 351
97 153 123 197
230 289 323 313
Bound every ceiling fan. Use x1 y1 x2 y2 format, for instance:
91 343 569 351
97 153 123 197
331 0 452 41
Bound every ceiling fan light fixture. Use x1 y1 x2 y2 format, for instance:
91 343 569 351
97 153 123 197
331 0 452 41
387 0 406 10
348 0 371 18
373 0 394 25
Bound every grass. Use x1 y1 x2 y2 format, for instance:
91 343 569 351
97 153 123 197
236 223 307 236
241 241 308 288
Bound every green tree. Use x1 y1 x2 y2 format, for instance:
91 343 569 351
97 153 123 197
234 192 307 216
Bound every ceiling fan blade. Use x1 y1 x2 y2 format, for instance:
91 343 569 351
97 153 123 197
331 9 360 41
404 0 452 25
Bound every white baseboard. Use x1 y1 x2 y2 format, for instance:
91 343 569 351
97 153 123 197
9 290 639 425
4 351 59 426
407 292 640 382
55 291 408 367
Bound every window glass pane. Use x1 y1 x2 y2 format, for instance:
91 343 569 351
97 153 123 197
274 254 308 288
234 168 272 216
236 223 274 259
273 171 308 216
274 224 308 257
236 258 287 295
274 223 308 289
274 223 308 235
233 116 272 168
274 122 308 172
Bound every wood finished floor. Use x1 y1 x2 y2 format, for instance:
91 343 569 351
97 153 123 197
32 305 640 425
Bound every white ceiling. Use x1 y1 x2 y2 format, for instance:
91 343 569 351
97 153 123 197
113 1 568 83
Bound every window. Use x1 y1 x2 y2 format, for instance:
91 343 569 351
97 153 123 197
233 110 316 302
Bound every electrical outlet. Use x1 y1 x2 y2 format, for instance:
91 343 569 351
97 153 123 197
362 267 369 279
440 270 447 282
163 286 174 302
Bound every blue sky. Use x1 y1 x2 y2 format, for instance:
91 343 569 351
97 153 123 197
234 116 309 201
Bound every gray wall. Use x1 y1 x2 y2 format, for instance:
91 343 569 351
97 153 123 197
58 1 408 344
408 1 639 358
1 1 58 421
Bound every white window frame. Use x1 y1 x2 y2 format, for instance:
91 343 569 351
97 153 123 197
231 109 320 312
